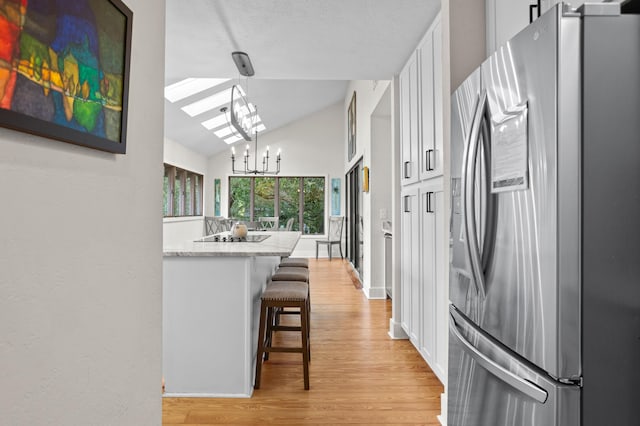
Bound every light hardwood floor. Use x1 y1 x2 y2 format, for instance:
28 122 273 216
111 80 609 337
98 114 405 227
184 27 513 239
163 259 444 425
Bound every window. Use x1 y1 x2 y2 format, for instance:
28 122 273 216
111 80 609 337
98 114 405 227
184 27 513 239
164 164 203 217
228 176 325 235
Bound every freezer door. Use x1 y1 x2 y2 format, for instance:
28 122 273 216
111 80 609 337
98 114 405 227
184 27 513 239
447 305 580 426
450 68 483 319
450 5 582 379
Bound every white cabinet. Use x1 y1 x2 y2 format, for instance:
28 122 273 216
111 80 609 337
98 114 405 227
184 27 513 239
400 16 443 186
486 0 565 55
400 54 419 186
398 13 447 386
418 183 446 383
418 21 443 181
400 180 447 385
400 187 420 341
432 21 443 180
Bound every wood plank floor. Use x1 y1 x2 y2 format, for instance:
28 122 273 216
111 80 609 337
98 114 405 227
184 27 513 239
163 259 444 425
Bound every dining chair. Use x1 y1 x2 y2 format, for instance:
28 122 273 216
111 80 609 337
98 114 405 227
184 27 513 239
204 216 232 235
315 216 344 260
258 216 279 231
284 217 295 231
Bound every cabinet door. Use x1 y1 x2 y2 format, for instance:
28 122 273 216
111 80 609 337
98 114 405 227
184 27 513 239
433 189 447 384
486 0 560 53
418 32 435 182
400 187 419 339
400 54 419 186
432 20 443 179
419 188 436 365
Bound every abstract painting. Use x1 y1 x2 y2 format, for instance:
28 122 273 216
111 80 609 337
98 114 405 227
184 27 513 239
331 177 340 215
214 178 221 216
347 91 356 161
0 0 132 153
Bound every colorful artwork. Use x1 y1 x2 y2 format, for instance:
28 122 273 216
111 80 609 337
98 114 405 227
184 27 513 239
347 91 356 161
331 177 340 216
214 178 221 216
0 0 132 153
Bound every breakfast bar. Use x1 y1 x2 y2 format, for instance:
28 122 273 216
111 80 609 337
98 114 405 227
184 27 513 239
162 231 301 397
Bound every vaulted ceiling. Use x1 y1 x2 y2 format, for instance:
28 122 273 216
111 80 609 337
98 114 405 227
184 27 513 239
164 0 441 156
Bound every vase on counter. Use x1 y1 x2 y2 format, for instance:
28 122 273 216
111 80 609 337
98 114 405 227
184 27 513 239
231 222 248 238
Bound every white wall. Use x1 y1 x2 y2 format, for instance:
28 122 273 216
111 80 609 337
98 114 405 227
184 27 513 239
449 0 486 91
163 137 208 246
344 80 393 298
368 88 393 299
207 102 345 257
0 1 165 424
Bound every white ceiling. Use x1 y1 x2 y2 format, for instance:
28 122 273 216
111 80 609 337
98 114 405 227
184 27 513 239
164 0 441 156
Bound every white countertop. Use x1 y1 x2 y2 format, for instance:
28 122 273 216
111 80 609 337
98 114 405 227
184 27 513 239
163 231 301 257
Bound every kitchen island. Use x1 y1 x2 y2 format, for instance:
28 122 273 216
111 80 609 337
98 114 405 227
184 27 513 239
163 231 301 397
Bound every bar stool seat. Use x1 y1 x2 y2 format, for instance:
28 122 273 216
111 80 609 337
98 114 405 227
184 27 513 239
255 280 310 390
271 266 311 317
279 257 309 269
271 266 309 282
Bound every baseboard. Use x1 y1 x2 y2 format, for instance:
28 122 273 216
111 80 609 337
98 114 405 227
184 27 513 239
388 318 409 339
162 391 251 398
362 286 387 299
438 391 447 425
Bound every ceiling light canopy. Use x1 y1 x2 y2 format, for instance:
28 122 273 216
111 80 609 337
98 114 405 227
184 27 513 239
232 51 254 77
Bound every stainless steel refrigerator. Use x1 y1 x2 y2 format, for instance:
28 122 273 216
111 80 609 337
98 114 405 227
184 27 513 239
448 3 640 426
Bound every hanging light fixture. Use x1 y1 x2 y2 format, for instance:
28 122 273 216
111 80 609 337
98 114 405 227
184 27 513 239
222 51 281 175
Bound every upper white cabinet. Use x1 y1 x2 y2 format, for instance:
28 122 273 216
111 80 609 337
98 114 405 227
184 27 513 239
418 32 434 182
400 15 443 186
418 20 443 181
400 54 419 186
486 0 566 54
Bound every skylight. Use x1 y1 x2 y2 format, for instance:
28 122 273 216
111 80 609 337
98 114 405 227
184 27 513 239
223 123 266 145
181 88 233 117
164 78 229 103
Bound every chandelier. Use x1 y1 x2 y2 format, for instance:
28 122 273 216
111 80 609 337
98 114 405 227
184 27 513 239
223 52 281 175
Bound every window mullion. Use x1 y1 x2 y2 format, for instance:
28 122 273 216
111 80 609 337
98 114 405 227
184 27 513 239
298 178 304 234
250 177 255 222
274 178 280 219
169 166 176 217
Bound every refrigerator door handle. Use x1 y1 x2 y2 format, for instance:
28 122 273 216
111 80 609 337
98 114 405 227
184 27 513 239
462 90 488 300
449 306 549 404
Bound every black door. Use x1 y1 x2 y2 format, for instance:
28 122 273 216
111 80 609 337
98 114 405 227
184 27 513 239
345 158 363 278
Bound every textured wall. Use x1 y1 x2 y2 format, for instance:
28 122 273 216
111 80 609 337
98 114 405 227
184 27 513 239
0 0 165 424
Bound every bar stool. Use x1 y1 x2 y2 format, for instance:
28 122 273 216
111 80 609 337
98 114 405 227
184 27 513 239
255 280 310 390
271 266 311 316
279 257 309 269
271 266 309 282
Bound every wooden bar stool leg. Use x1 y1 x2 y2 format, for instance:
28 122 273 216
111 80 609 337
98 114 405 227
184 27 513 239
254 301 268 389
264 306 275 361
300 300 310 390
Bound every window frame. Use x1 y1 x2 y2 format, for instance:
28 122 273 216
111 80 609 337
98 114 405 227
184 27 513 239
164 163 204 218
228 176 326 235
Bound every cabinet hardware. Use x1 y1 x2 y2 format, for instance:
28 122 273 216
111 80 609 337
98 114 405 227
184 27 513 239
404 161 411 179
426 149 434 171
404 195 411 213
426 191 434 213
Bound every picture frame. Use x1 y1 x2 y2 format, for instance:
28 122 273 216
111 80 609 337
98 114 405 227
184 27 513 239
214 178 221 216
331 177 341 215
347 91 356 161
0 0 133 154
363 166 369 193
